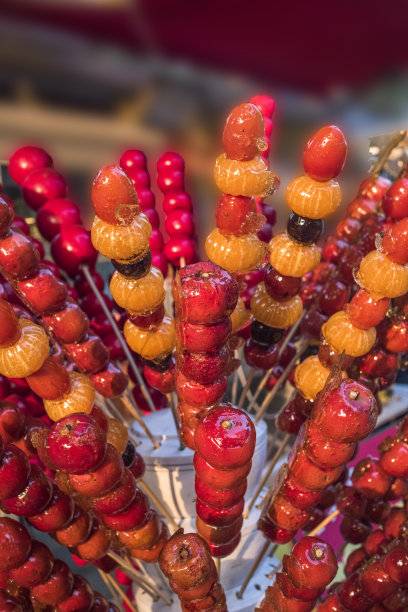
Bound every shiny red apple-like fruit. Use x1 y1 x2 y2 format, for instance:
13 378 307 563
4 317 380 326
31 559 74 606
57 575 95 612
102 488 149 531
10 540 53 588
0 229 40 279
54 506 92 547
9 146 53 185
351 457 391 500
43 300 90 344
0 517 32 570
175 372 227 407
1 463 52 517
69 444 123 496
37 198 81 241
18 266 67 314
194 404 255 469
51 225 97 278
0 445 31 499
283 536 337 589
176 317 231 353
29 485 74 532
22 167 67 210
194 453 251 491
47 414 106 475
303 125 347 181
313 379 377 443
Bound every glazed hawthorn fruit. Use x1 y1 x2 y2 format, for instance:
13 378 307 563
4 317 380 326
74 520 111 561
43 300 90 344
383 545 408 585
92 165 139 224
303 420 356 469
359 559 397 602
0 229 40 279
158 531 213 590
258 515 296 544
54 506 92 547
101 487 149 531
194 453 251 490
351 458 392 500
47 414 106 474
174 262 238 325
0 517 32 570
340 515 371 544
346 289 390 330
9 146 53 185
194 404 255 469
57 575 95 612
0 444 31 499
382 177 408 220
282 472 323 509
313 379 377 443
17 266 67 314
290 448 343 491
267 493 310 531
196 497 244 527
276 571 323 602
338 574 372 612
0 401 25 442
303 125 347 181
69 444 124 497
195 476 246 509
51 225 98 278
26 357 71 401
91 467 136 514
216 194 259 235
1 463 52 517
283 537 337 589
379 436 408 478
222 102 266 160
10 540 53 588
336 485 367 518
31 559 74 606
28 485 74 532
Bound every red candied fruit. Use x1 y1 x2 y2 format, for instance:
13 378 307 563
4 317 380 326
351 457 391 500
47 414 106 474
382 177 408 220
92 165 139 224
313 379 378 443
283 536 337 589
216 194 264 235
22 168 67 210
381 217 408 264
303 125 347 181
8 146 53 185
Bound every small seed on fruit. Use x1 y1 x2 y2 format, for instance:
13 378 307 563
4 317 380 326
349 390 359 400
221 419 233 430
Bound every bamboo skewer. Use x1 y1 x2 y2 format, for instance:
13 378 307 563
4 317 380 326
104 572 139 612
80 265 157 414
102 397 140 449
139 480 179 532
236 541 276 599
308 508 340 537
108 551 172 605
117 395 160 450
166 392 185 450
237 367 255 411
243 433 291 519
242 310 306 414
254 339 308 424
98 569 125 611
236 365 259 409
231 350 240 406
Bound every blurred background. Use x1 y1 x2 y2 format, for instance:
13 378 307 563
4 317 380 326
0 0 408 242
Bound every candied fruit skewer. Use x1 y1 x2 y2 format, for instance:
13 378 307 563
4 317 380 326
40 413 170 564
0 296 95 421
0 194 127 400
159 530 227 612
91 164 177 416
0 516 119 611
120 148 169 277
194 403 256 557
318 515 408 611
173 261 239 449
255 536 337 612
157 151 199 268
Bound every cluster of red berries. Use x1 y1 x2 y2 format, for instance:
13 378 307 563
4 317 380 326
159 531 226 612
36 412 169 563
257 536 338 612
260 377 378 544
194 404 256 557
0 189 127 401
319 507 408 611
0 516 117 611
157 151 198 267
174 262 238 448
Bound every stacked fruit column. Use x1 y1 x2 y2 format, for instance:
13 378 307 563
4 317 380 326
173 262 239 448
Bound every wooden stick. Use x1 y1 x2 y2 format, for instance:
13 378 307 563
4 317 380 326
103 397 140 449
236 365 259 408
254 340 308 424
104 572 139 612
370 130 407 177
180 256 186 268
114 395 160 450
166 392 185 450
98 569 124 611
139 480 179 532
108 551 172 605
237 367 255 411
243 433 290 519
80 265 157 413
245 312 306 414
231 350 240 406
236 540 271 599
308 509 340 537
215 557 220 576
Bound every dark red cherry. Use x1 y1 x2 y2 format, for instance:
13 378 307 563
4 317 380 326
22 168 67 210
0 517 32 570
51 225 97 278
8 146 53 185
36 198 81 241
